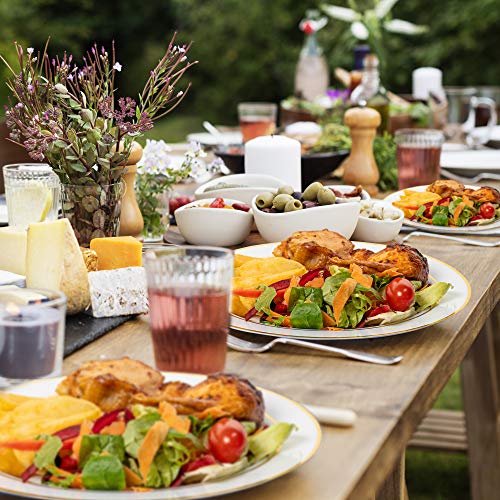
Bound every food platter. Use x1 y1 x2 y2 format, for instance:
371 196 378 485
0 372 320 500
384 184 500 234
230 242 470 340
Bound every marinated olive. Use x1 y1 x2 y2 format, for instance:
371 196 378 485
261 207 279 213
277 185 295 196
302 200 319 209
272 193 294 211
255 192 275 209
302 182 323 201
284 199 303 212
292 191 303 200
317 187 337 205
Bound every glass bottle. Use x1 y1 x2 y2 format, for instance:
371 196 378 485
350 54 390 133
294 17 329 102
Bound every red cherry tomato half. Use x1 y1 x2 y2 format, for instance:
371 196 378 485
385 278 415 312
480 203 495 219
209 197 226 208
208 418 247 464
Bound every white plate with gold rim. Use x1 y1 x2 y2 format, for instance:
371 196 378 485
230 242 470 341
384 184 500 234
0 373 320 500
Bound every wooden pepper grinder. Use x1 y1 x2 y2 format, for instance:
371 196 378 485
341 107 381 196
119 141 144 238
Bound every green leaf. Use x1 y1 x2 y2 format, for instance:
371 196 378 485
79 434 125 468
290 302 323 329
53 139 67 148
431 205 449 226
81 455 126 491
288 287 323 311
70 162 87 173
248 423 296 462
254 286 276 313
123 413 161 458
33 436 62 470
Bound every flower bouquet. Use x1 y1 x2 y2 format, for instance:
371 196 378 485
1 35 195 245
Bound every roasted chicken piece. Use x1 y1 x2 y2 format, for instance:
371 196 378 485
274 230 354 263
57 358 265 425
426 180 465 198
367 243 429 283
462 186 500 204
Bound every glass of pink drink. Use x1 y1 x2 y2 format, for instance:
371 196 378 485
395 129 444 190
144 247 233 374
238 102 277 142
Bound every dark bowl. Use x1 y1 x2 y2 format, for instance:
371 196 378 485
214 148 350 187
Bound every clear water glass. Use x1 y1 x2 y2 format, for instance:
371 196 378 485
238 102 278 142
3 163 60 229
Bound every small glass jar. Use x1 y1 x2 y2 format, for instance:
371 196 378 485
3 163 60 229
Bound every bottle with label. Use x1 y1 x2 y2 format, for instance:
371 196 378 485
294 13 329 102
350 54 389 133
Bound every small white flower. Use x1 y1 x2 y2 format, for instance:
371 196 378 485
27 47 34 55
92 164 99 171
177 91 184 97
181 56 187 62
113 62 122 72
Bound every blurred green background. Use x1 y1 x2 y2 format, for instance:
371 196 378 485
0 2 493 497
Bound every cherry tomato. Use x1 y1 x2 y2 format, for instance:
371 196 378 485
169 198 180 213
208 418 247 463
209 197 226 208
480 203 495 219
385 278 415 312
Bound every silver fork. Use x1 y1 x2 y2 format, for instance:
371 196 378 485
402 231 500 247
227 334 403 365
440 168 500 184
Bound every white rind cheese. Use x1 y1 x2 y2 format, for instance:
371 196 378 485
0 227 27 275
88 266 148 318
26 218 90 314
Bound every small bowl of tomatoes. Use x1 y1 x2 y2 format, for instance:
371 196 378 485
174 197 253 246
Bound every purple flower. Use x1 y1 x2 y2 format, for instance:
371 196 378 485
27 84 34 92
326 88 349 102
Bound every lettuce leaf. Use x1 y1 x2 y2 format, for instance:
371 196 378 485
33 436 62 470
81 455 126 491
254 286 276 314
123 412 161 458
287 286 323 311
290 302 323 329
79 434 125 468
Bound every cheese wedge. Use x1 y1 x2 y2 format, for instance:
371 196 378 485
26 219 90 314
90 236 142 270
0 227 27 275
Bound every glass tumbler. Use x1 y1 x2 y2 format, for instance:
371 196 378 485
144 247 234 374
3 163 60 229
395 129 444 190
238 102 278 142
0 289 66 387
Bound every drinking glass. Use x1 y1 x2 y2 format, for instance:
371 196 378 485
144 247 234 374
395 129 444 190
0 289 66 386
3 163 60 229
238 102 277 142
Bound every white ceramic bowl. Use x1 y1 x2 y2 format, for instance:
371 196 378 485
195 174 286 206
352 201 404 243
252 195 361 242
175 198 253 247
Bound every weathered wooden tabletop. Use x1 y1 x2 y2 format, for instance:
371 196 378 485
62 221 500 500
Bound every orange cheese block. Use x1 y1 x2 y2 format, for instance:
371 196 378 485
90 236 142 270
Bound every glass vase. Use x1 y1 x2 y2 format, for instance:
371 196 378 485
61 181 124 247
142 189 170 242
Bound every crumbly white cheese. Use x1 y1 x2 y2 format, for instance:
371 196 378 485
88 266 148 318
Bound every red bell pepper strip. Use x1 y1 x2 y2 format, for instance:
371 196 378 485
53 424 81 441
269 279 291 291
299 268 322 286
244 307 258 321
0 440 45 451
59 455 78 472
323 267 331 278
171 454 217 487
437 197 452 206
92 409 123 434
368 305 392 318
21 463 38 483
273 302 288 314
124 408 135 422
232 289 262 298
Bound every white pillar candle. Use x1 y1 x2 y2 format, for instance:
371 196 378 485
244 135 302 190
412 67 445 101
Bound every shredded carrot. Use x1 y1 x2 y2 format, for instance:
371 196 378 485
128 487 153 492
124 465 143 487
305 276 325 288
453 202 466 223
375 268 402 278
321 310 336 327
72 419 93 458
332 278 357 324
158 402 191 434
138 420 169 481
349 263 373 288
196 405 231 420
283 276 300 306
100 420 126 436
71 475 84 489
462 195 474 207
325 326 342 331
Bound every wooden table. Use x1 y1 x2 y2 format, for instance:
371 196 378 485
59 225 500 500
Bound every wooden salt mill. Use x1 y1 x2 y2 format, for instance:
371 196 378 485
341 107 381 196
119 141 144 238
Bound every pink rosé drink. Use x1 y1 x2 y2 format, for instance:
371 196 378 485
144 247 233 374
238 102 277 142
395 129 444 190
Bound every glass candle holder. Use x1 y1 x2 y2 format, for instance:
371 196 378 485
0 289 66 386
395 129 444 190
238 102 278 143
144 247 233 374
3 163 60 229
